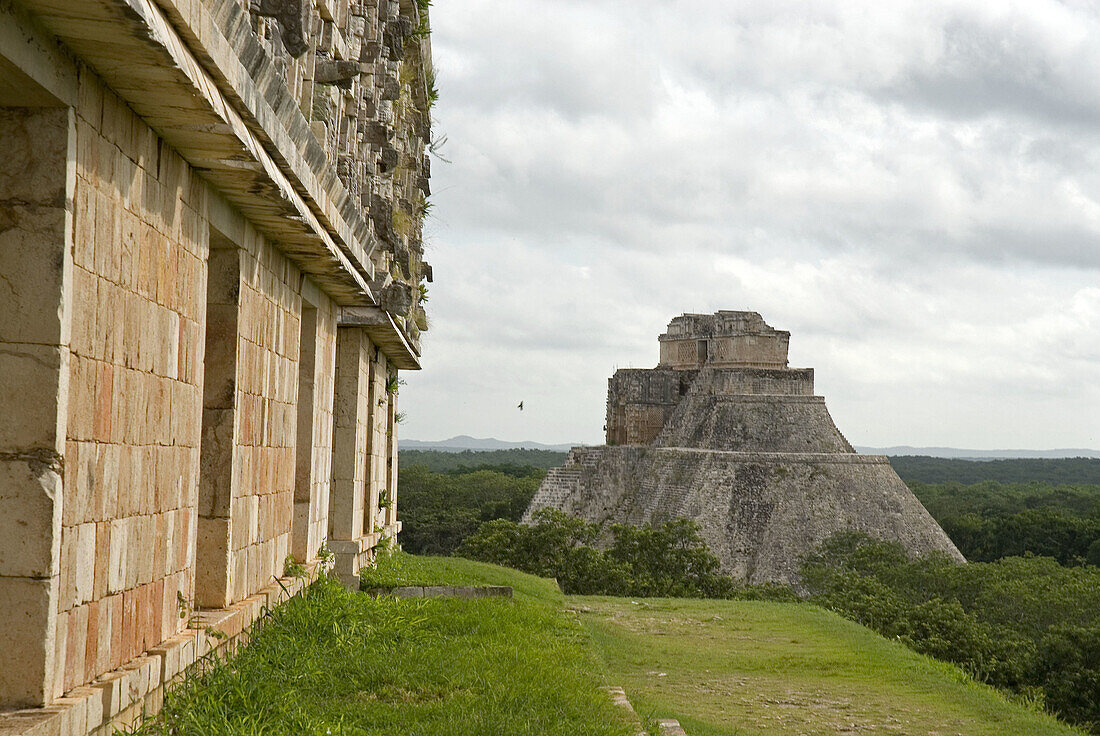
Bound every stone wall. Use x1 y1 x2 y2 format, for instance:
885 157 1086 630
658 311 791 370
0 0 431 719
326 327 397 587
0 103 75 709
522 446 644 525
219 226 302 607
605 366 816 447
703 368 813 396
291 289 338 565
59 70 208 701
605 369 694 446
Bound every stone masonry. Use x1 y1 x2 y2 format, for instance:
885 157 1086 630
526 311 964 585
0 0 432 728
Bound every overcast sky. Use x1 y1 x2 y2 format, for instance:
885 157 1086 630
402 0 1100 450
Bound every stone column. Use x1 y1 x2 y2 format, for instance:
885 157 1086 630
385 389 399 529
195 245 241 608
291 305 318 562
328 326 370 587
0 106 73 706
364 349 386 536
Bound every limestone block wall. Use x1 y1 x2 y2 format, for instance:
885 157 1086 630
0 104 73 708
227 233 302 604
522 446 645 525
325 326 368 587
704 368 814 396
326 330 400 588
706 334 790 368
0 0 429 715
60 70 208 700
0 69 416 717
292 292 338 564
383 393 399 528
364 348 392 535
605 369 694 446
658 311 791 370
606 367 818 447
659 335 790 369
526 446 964 586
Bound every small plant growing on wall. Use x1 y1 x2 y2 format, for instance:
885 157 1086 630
283 554 307 578
176 591 192 620
386 373 404 395
415 198 433 220
413 0 431 37
378 489 392 510
317 541 335 576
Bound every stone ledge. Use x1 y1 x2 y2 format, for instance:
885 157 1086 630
651 447 892 464
0 563 322 736
702 394 826 404
337 307 421 368
363 585 512 599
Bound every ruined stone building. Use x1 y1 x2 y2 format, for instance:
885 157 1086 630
525 311 963 585
0 0 432 729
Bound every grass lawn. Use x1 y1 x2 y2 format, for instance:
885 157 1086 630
132 553 641 736
575 596 1086 736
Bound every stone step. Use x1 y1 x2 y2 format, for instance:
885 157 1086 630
657 718 687 735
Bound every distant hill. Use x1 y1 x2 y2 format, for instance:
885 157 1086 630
400 435 581 452
856 445 1100 459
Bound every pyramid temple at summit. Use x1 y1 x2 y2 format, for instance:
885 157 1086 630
523 311 964 585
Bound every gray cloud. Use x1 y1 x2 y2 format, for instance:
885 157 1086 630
404 0 1100 449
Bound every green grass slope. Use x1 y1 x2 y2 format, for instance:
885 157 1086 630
576 596 1084 736
134 554 639 736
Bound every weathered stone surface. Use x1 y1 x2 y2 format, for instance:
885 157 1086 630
0 345 66 451
378 281 412 315
527 311 963 585
251 0 311 57
659 311 790 370
313 59 362 88
0 456 62 580
0 576 56 707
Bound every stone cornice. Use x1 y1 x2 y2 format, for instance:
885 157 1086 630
16 0 380 306
338 306 420 369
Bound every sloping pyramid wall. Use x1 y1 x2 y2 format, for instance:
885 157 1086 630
525 363 963 585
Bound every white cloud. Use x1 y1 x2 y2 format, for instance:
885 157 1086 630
404 0 1100 450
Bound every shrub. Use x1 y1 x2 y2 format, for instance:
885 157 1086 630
801 532 1100 732
458 509 748 599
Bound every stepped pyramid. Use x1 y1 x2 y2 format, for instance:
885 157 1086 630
524 311 964 585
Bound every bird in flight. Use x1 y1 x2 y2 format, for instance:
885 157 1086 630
517 401 524 411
